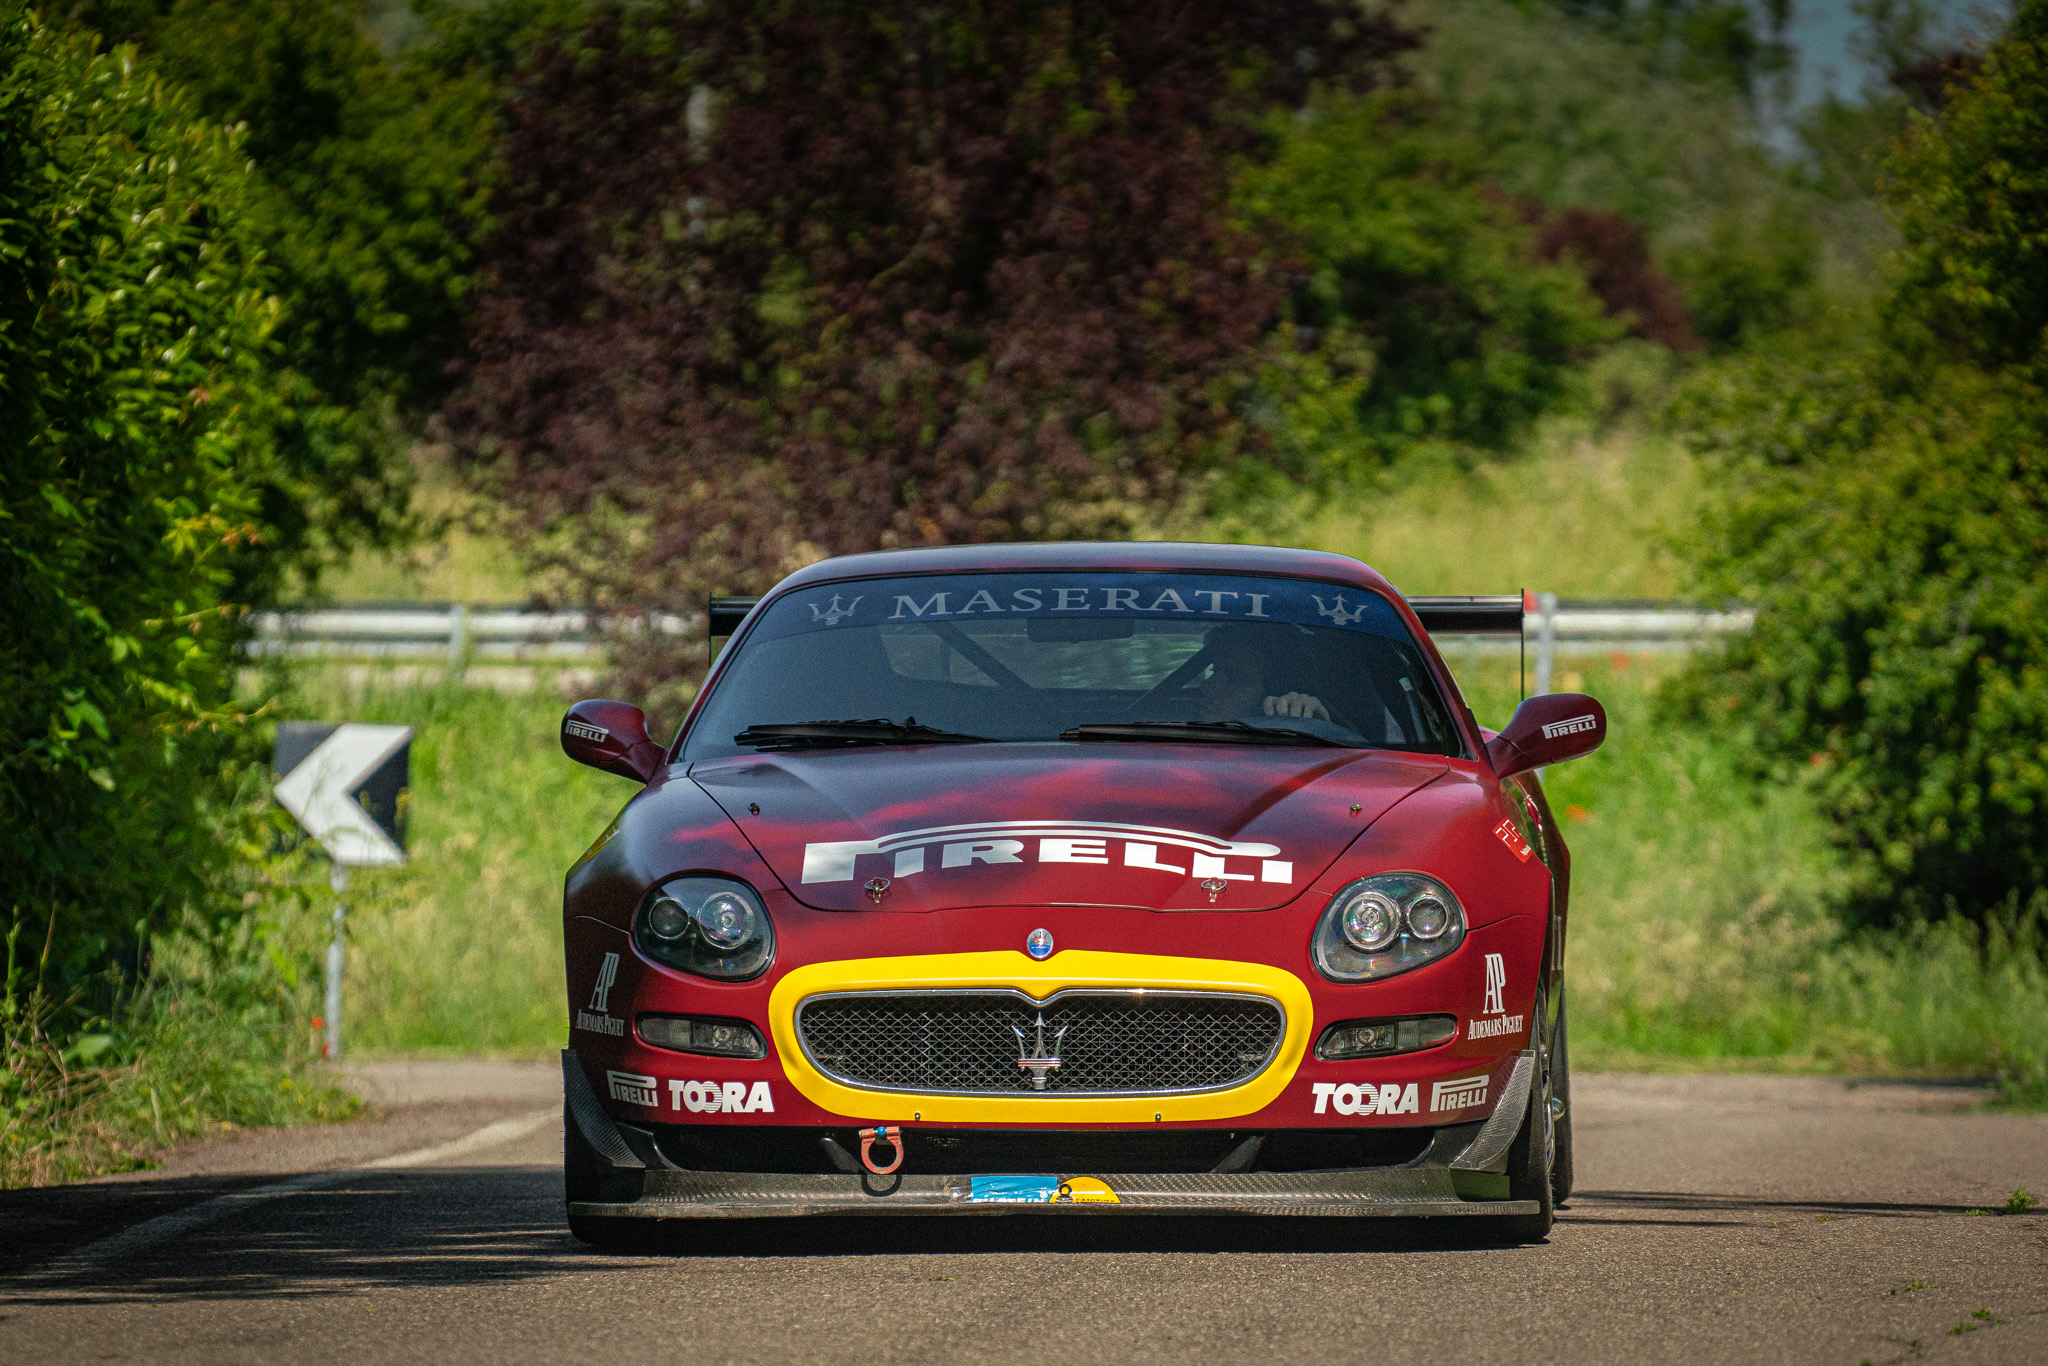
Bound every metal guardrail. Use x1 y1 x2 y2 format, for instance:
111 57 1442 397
247 605 671 662
249 599 1753 664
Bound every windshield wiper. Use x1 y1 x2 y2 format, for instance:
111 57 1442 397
1059 721 1350 748
733 719 993 751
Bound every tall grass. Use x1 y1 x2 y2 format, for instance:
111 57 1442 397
1289 423 1701 598
1157 357 1706 599
1 852 358 1188
283 672 625 1055
1466 659 2048 1101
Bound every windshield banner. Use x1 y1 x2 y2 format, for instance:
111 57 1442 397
752 573 1409 642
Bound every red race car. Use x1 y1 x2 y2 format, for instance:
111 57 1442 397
556 542 1604 1243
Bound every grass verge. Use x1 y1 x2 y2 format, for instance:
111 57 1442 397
2 866 359 1188
282 671 625 1055
1465 658 2048 1104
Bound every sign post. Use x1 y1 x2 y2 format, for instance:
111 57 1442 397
274 722 411 1059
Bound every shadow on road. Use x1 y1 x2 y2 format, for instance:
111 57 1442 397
8 1167 1990 1307
9 1164 1560 1304
1569 1190 1986 1219
0 1173 287 1281
9 1168 569 1306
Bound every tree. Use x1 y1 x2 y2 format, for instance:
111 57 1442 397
65 0 501 562
438 0 1414 702
1884 1 2048 381
1680 1 2048 927
1233 92 1617 478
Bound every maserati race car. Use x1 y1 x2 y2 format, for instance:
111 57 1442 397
555 542 1605 1244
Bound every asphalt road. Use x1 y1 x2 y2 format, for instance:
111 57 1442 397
2 1066 2043 1366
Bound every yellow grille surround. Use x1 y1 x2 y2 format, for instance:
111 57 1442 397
769 950 1314 1123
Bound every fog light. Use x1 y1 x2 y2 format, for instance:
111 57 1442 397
638 1014 767 1058
1315 1014 1458 1060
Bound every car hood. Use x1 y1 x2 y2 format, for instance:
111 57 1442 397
688 743 1448 912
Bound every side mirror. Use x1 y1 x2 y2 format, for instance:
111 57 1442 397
1485 694 1606 780
561 699 666 782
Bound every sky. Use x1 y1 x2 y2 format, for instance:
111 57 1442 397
1780 0 2005 107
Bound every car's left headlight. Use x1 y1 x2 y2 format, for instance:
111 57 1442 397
634 876 775 980
1311 872 1466 983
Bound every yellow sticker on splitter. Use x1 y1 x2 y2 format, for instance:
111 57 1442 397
1056 1177 1120 1204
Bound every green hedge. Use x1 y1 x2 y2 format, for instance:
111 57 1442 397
0 11 285 1004
1679 2 2048 927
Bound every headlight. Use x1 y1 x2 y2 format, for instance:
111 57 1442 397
1312 873 1466 982
634 876 775 980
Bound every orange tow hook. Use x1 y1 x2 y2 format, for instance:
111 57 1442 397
858 1125 904 1175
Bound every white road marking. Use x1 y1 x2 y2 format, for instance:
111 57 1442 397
37 1106 556 1272
363 1109 555 1169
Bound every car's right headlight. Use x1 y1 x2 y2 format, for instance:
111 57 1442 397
634 876 775 980
1311 872 1465 983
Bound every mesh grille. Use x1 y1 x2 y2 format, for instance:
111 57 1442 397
796 991 1283 1095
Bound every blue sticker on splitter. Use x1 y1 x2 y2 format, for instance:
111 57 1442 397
968 1175 1061 1203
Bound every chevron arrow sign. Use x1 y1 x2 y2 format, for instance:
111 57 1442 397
274 722 412 867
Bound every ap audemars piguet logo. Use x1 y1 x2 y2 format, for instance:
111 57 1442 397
800 820 1293 888
1470 952 1525 1040
575 951 624 1036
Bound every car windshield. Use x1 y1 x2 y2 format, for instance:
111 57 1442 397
682 572 1461 759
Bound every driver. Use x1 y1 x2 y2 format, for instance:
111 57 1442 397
1196 625 1331 723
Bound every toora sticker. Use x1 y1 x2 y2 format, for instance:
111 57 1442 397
802 819 1292 888
668 1079 775 1115
1311 1082 1419 1116
1493 818 1533 862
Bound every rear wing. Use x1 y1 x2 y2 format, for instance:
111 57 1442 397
1402 594 1526 635
708 591 1528 637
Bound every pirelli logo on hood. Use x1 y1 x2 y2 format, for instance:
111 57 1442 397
801 820 1294 888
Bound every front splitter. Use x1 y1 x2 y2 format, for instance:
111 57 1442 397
571 1167 1538 1219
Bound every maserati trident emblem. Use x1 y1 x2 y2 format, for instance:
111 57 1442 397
1311 593 1371 626
1199 876 1228 903
808 592 863 626
1025 927 1054 960
1013 1011 1067 1090
864 877 890 904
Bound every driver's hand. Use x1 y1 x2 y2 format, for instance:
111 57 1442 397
1264 691 1331 721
